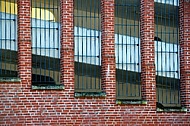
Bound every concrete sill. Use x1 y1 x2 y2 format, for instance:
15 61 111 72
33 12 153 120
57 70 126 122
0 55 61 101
75 92 106 98
116 99 147 105
156 107 188 112
0 77 21 82
32 84 64 90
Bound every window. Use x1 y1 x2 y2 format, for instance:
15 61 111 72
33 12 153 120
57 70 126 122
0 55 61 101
74 0 101 92
155 0 180 107
0 0 18 78
31 0 60 85
115 0 141 99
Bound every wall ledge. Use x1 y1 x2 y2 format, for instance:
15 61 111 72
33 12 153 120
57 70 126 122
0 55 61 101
75 92 106 98
32 84 64 90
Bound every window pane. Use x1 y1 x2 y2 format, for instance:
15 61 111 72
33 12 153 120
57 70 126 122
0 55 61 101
0 0 18 77
155 0 180 107
31 0 60 85
74 0 101 92
115 0 141 99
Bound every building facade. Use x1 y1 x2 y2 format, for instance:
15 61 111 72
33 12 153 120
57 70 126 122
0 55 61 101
0 0 190 125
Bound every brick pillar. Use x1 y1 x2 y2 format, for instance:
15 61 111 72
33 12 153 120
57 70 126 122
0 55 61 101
60 0 74 96
140 0 156 108
179 0 190 109
101 0 116 100
17 0 31 85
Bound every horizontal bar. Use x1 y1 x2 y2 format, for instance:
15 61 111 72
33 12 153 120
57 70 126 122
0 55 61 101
32 47 59 50
156 51 178 53
116 63 139 65
115 4 138 7
116 43 139 46
31 27 58 30
74 16 100 18
0 18 16 21
115 24 139 27
155 32 178 34
34 7 58 10
156 71 178 73
75 55 99 58
0 39 16 41
74 35 99 38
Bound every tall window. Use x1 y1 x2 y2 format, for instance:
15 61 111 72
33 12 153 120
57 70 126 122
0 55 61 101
74 0 101 92
155 0 180 107
0 0 17 78
115 0 141 99
31 0 60 85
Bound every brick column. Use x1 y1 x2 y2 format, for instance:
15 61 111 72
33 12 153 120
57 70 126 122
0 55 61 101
60 0 74 96
140 0 156 108
179 0 190 109
101 0 116 100
17 0 31 85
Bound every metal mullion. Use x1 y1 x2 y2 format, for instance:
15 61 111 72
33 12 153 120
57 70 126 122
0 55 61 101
137 2 140 97
176 0 180 104
116 3 120 97
4 1 7 75
85 0 88 89
48 0 51 82
129 5 133 97
89 0 92 89
121 2 125 97
160 0 164 104
97 0 101 88
44 0 47 82
76 0 80 90
8 0 12 75
53 0 57 83
39 0 42 82
168 1 172 104
0 0 2 74
81 1 84 90
164 0 169 104
133 4 137 97
14 0 17 75
93 0 97 89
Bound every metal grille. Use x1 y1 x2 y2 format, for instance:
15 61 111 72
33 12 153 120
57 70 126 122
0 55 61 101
31 0 60 85
0 0 17 77
74 0 101 92
155 0 180 107
115 0 141 99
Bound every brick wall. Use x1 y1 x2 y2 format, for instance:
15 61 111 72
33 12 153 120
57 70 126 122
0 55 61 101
0 0 190 125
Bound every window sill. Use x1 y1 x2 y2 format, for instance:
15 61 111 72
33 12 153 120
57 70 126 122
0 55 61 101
116 99 147 105
75 92 106 98
32 84 64 90
0 77 21 82
156 107 188 112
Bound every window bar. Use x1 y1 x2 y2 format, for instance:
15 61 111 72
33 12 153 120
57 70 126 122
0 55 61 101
155 0 180 107
0 0 17 77
31 0 60 85
74 0 101 92
115 0 141 99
